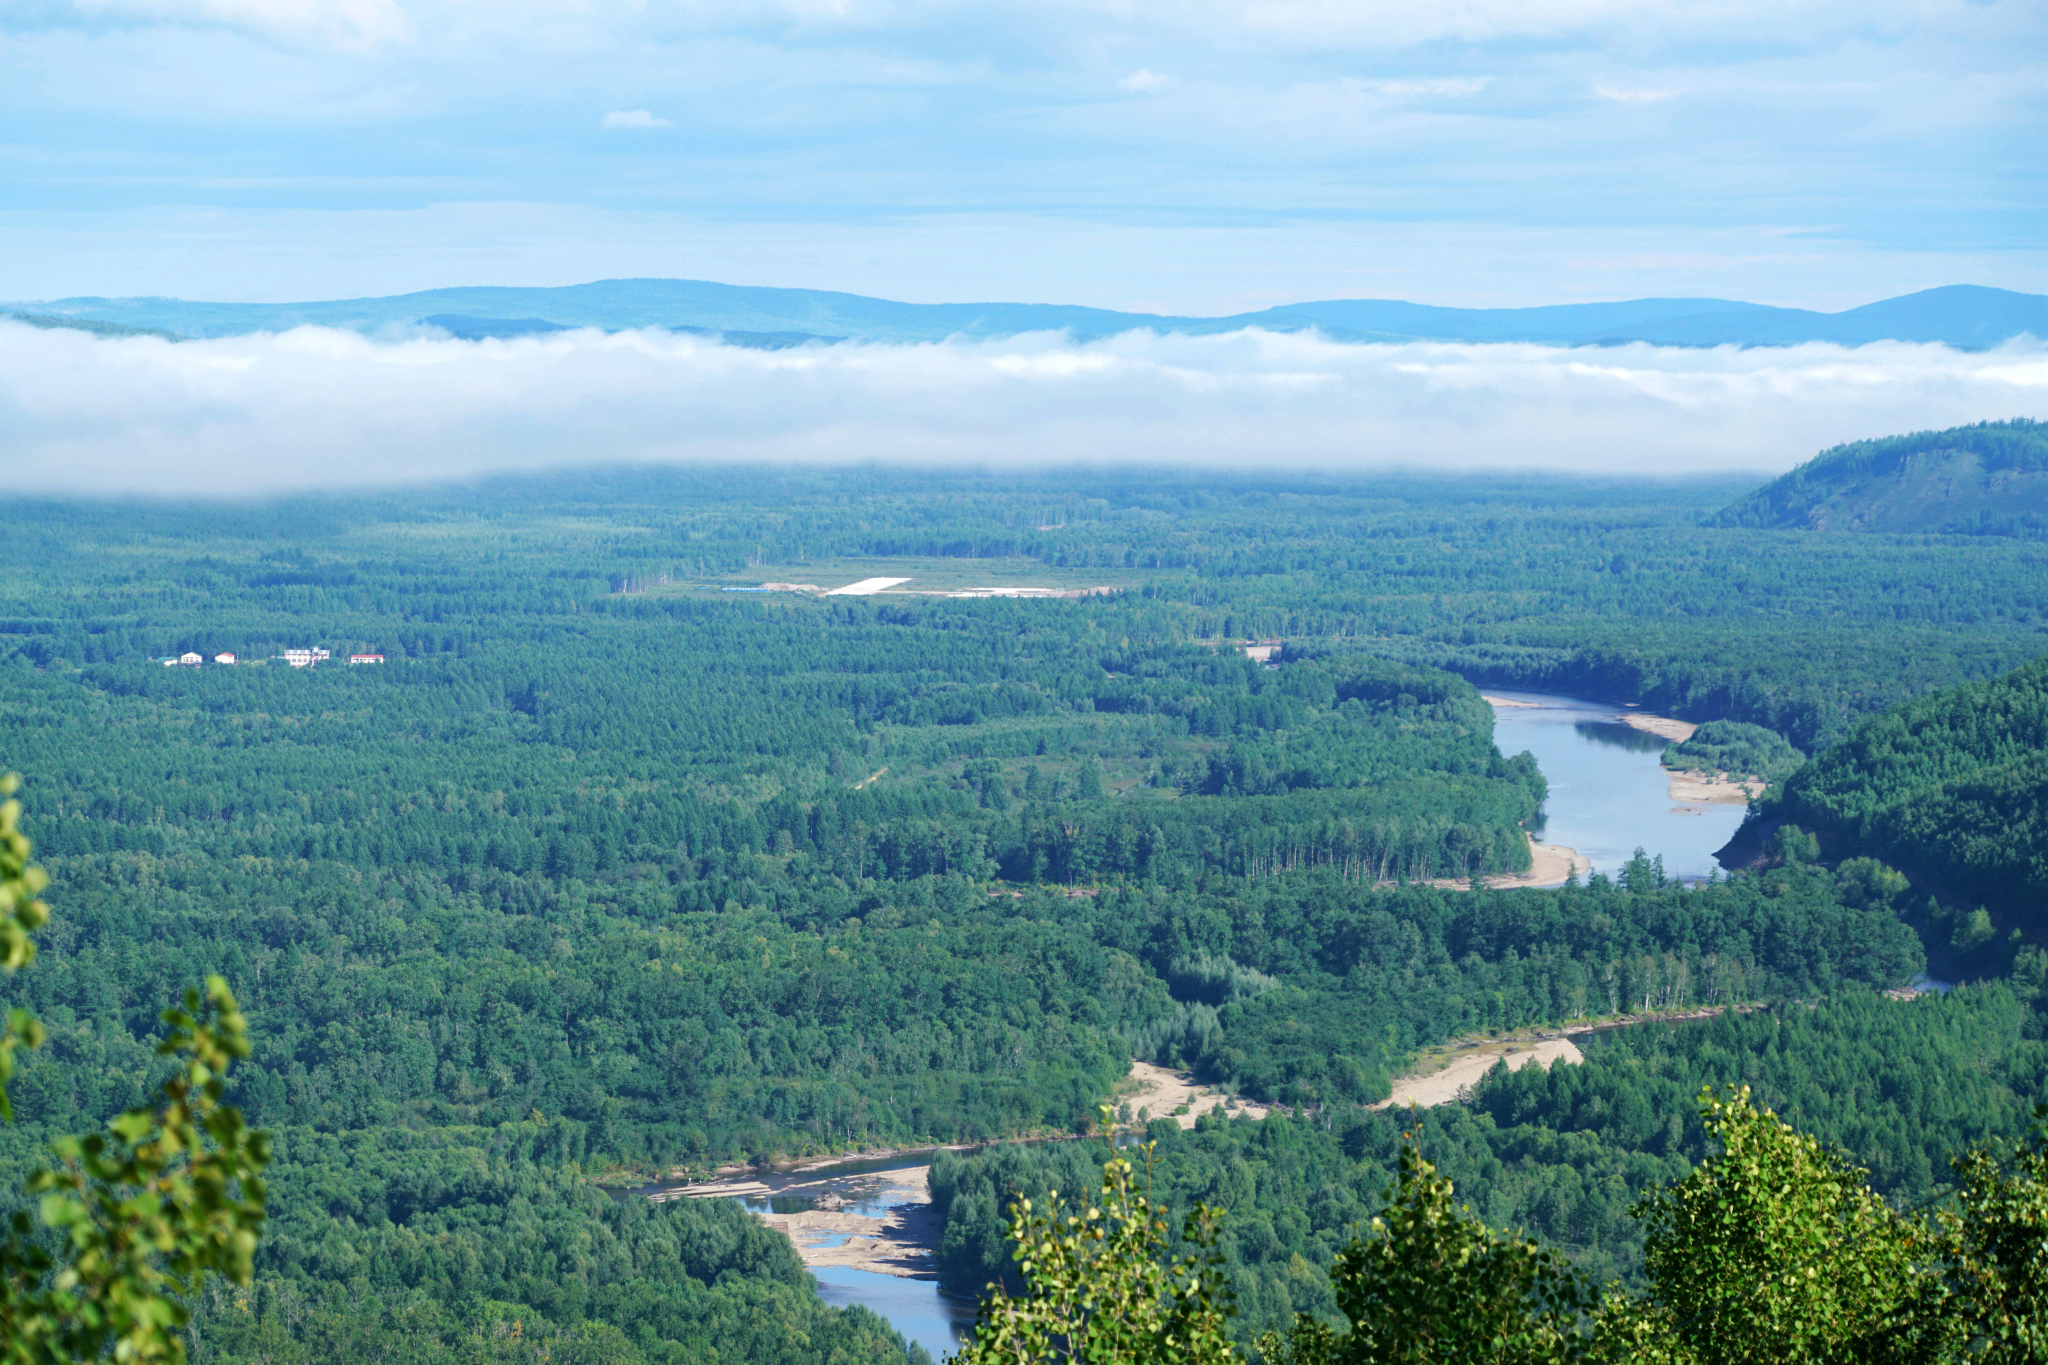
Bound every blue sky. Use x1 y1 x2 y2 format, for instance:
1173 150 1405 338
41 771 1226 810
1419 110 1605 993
1 0 2043 310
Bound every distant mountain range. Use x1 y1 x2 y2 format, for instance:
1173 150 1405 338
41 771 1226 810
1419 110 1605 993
2 309 177 340
1713 419 2048 537
6 280 2046 350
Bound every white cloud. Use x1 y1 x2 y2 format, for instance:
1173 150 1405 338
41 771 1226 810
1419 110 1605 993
528 0 2029 50
0 320 2040 495
601 109 674 128
1118 69 1170 92
63 0 411 46
1222 0 2020 49
1371 77 1490 99
1594 85 1675 102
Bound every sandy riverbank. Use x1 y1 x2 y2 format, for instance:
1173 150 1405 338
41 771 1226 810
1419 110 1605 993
1372 1006 1742 1112
1618 710 1696 743
1617 712 1763 805
1481 694 1540 708
674 1063 1275 1278
1119 1060 1271 1128
1667 769 1764 805
1512 839 1588 887
676 1164 943 1279
1374 1038 1585 1109
1416 836 1585 890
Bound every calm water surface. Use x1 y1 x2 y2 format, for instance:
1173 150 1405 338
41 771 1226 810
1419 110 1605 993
1486 688 1749 882
810 1266 977 1363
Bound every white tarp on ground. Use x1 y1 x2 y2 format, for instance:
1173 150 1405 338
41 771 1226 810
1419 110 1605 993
823 578 913 595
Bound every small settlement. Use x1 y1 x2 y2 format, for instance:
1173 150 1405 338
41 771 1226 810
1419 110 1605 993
163 646 385 668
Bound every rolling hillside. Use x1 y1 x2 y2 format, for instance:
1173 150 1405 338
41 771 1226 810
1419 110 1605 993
1767 656 2048 938
1711 418 2048 537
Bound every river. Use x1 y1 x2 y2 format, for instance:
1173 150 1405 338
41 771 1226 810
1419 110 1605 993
697 690 1749 1356
1485 689 1749 882
656 1152 982 1363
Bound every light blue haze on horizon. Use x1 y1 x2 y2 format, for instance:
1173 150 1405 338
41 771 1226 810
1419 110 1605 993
0 0 2042 312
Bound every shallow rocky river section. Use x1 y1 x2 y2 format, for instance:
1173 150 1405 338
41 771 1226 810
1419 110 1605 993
668 1162 942 1279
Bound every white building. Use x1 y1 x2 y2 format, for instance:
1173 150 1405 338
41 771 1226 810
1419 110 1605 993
349 654 385 665
215 652 237 665
178 652 202 667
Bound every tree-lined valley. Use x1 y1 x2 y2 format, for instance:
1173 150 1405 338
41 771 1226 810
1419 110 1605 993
4 437 2048 1362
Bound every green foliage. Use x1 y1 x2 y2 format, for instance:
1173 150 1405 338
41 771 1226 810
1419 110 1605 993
0 781 49 1123
1624 1086 1920 1364
1239 1087 2048 1363
198 1134 918 1365
1928 1114 2048 1362
1473 986 2048 1208
1007 1092 2048 1363
936 983 2041 1347
0 466 2038 1359
0 790 271 1365
953 1125 1235 1365
935 1115 1369 1345
1768 655 2048 929
1662 721 1803 784
0 981 270 1365
1278 1140 1593 1365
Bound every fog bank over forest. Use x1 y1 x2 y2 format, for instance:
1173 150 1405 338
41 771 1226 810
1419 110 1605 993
1 321 2042 494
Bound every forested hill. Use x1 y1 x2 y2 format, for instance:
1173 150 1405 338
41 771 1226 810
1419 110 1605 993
1710 418 2048 537
1765 655 2048 943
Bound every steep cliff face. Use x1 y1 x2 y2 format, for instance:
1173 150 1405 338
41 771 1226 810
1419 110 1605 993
1713 419 2048 537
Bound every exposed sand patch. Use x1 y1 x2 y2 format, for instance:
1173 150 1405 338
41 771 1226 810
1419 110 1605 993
1374 1038 1585 1110
1502 840 1588 888
1416 836 1586 890
1616 712 1764 803
675 1165 942 1278
1481 694 1539 708
1374 1006 1744 1113
1619 711 1696 743
669 1062 1275 1278
1120 1060 1271 1128
1667 769 1764 805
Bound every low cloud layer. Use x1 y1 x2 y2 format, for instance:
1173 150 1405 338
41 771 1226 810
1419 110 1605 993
1 322 2041 496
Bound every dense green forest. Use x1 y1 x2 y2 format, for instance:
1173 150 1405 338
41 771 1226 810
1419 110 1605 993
0 463 2042 1362
1764 655 2048 941
6 463 2047 747
934 976 2048 1346
0 1119 917 1365
1662 719 1804 783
